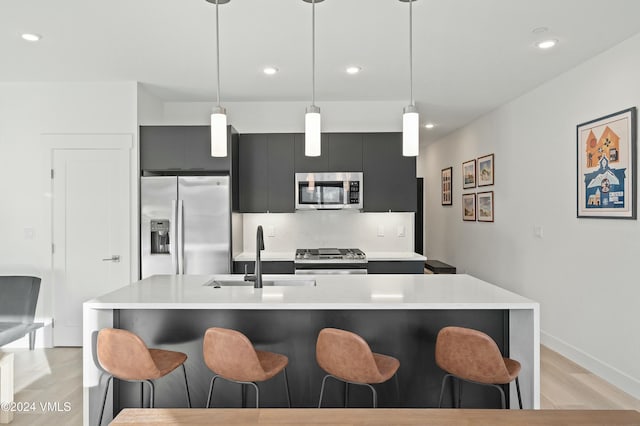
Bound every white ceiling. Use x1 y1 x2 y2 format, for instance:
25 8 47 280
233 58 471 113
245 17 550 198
3 0 640 140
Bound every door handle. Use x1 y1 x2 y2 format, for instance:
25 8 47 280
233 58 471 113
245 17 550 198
102 255 120 262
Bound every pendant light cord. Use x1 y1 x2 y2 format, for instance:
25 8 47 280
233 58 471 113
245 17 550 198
409 0 413 107
312 0 316 106
215 0 221 107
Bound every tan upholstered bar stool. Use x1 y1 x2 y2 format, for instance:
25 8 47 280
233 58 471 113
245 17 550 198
202 327 291 408
316 328 400 408
96 328 191 426
435 326 523 409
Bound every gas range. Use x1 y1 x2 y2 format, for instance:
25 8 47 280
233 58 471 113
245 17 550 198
295 248 367 263
294 248 368 274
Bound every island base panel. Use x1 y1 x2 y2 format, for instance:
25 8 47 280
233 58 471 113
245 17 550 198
113 309 509 410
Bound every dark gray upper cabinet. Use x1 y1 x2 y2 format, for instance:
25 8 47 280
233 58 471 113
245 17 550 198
328 133 363 172
140 125 231 172
362 133 417 212
267 134 295 213
238 134 295 213
294 133 329 172
238 134 268 212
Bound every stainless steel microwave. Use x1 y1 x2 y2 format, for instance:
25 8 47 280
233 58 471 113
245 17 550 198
295 172 363 210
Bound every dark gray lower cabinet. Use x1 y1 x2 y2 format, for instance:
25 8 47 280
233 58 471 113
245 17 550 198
233 261 295 274
367 261 424 274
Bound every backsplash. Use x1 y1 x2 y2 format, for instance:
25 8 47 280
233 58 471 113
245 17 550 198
240 211 414 252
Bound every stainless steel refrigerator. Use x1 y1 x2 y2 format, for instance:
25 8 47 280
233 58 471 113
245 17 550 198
141 176 230 278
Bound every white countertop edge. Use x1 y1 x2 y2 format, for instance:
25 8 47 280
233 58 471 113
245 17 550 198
84 302 539 310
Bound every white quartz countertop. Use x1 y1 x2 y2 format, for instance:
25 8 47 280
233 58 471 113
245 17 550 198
85 274 537 310
233 251 427 262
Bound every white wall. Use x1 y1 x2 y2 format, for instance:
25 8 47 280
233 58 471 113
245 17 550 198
140 99 406 132
420 33 640 398
0 82 138 322
241 211 414 253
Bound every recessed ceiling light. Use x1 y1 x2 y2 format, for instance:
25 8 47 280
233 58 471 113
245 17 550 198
346 66 361 75
424 123 435 129
532 26 548 34
536 39 557 50
263 67 278 75
21 33 42 42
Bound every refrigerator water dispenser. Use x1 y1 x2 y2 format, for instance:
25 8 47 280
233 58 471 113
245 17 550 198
150 220 170 254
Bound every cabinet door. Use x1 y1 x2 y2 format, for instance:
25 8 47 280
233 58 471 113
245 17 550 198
328 133 363 172
294 133 329 172
140 126 185 171
183 126 231 171
363 133 417 212
238 134 268 212
368 261 424 274
267 134 295 213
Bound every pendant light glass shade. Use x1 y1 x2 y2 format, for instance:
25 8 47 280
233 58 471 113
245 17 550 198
402 105 419 157
211 106 227 157
305 106 321 157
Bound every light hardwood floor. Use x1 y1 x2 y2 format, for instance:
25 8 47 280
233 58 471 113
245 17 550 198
1 345 638 425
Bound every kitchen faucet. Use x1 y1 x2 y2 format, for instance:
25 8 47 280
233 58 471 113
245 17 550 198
244 225 264 288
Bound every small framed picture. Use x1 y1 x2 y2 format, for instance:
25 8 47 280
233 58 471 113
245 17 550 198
462 159 476 189
477 191 494 222
477 154 494 187
441 167 453 206
462 193 476 221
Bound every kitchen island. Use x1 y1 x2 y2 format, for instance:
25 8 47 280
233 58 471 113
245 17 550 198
83 274 539 425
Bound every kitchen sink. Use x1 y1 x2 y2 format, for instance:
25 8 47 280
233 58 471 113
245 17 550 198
205 279 316 288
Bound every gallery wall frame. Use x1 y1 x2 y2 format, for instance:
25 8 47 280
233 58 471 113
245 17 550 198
576 107 637 219
477 191 494 222
477 154 494 187
462 159 476 189
441 167 452 206
462 193 476 221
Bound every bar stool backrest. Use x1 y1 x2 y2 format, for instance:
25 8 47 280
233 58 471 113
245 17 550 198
203 327 266 382
435 326 511 384
97 328 161 381
316 328 383 384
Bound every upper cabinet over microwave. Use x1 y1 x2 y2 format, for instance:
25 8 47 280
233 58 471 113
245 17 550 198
295 172 363 210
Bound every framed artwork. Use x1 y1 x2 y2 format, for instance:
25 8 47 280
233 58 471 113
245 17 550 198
462 159 476 189
477 154 494 187
577 107 637 219
462 193 476 221
441 167 452 206
477 191 494 222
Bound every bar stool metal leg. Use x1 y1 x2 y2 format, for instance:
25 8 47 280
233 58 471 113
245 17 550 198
98 375 113 426
283 368 291 408
363 383 377 408
318 374 331 408
181 364 192 408
437 373 453 408
145 380 155 408
344 382 349 407
516 377 523 409
206 375 220 408
248 382 260 408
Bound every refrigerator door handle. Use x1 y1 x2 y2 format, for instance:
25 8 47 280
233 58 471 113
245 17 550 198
171 200 178 274
177 199 184 275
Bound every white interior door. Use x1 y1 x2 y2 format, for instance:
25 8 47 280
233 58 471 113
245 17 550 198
52 148 130 346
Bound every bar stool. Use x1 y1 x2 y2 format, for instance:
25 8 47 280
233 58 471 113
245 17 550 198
435 326 523 409
316 327 400 408
96 328 191 426
202 327 291 408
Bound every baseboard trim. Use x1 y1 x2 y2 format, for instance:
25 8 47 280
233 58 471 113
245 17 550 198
541 331 640 400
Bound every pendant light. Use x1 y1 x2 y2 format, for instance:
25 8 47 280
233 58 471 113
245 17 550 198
207 0 230 157
303 0 323 157
401 0 419 157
